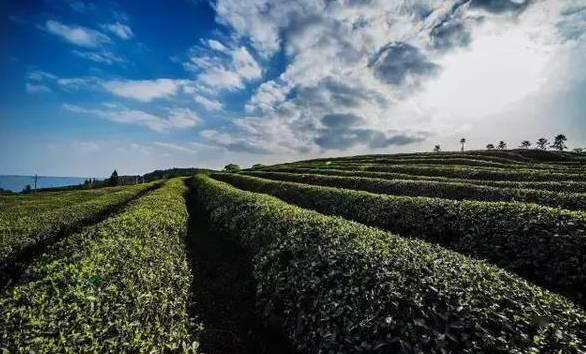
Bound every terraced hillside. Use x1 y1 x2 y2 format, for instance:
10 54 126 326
1 150 586 353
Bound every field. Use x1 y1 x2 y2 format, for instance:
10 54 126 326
1 149 585 353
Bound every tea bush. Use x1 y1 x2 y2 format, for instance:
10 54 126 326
213 172 586 305
0 178 198 352
243 171 586 210
191 175 586 353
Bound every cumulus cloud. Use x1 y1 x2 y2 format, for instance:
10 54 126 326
194 95 223 111
63 104 200 132
184 41 262 90
314 113 426 150
101 22 133 40
186 0 585 155
102 79 184 102
370 42 440 87
469 0 531 15
42 20 111 48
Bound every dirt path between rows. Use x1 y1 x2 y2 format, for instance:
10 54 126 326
185 194 293 354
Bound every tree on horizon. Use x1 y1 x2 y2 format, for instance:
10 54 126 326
460 138 466 152
536 138 549 150
519 140 531 149
433 145 441 152
486 144 495 150
551 134 568 151
224 164 241 173
109 170 119 186
497 141 507 150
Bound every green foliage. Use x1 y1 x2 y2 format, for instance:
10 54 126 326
109 170 119 186
263 166 586 193
288 156 585 172
0 178 198 352
0 183 158 266
243 170 586 210
190 175 586 353
536 138 549 150
552 134 568 151
212 172 586 305
299 162 586 182
251 163 266 169
143 167 215 181
223 163 241 173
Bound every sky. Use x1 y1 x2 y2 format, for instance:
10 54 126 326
0 0 585 177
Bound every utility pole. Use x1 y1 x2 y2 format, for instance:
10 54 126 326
33 174 38 192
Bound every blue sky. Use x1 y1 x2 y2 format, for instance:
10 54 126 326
1 0 585 176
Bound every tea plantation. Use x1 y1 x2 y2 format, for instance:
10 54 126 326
1 149 585 353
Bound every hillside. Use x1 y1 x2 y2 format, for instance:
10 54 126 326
1 149 585 353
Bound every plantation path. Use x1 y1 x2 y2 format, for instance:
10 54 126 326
185 195 293 354
0 183 159 291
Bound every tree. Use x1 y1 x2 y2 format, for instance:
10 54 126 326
109 170 119 186
519 140 531 149
433 145 441 152
536 138 549 150
224 164 241 173
486 144 495 150
573 147 584 154
497 141 507 150
551 134 568 151
22 184 32 194
251 163 265 169
459 138 466 152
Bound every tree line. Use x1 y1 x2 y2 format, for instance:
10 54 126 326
434 134 584 153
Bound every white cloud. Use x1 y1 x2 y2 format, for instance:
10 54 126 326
207 39 229 53
26 83 51 94
101 22 133 40
43 20 111 48
198 0 586 155
63 104 200 132
194 95 223 111
102 79 184 102
185 42 262 90
167 108 200 128
245 79 291 113
27 70 57 81
72 49 124 64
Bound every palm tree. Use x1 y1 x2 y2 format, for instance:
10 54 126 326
460 138 466 152
497 141 507 150
536 138 549 150
433 145 441 152
551 134 568 151
519 140 531 149
486 144 495 150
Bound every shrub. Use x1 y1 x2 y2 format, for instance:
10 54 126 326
0 178 198 352
262 167 586 193
212 172 586 306
300 163 586 182
190 175 586 353
243 171 586 210
223 163 241 173
0 182 159 266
